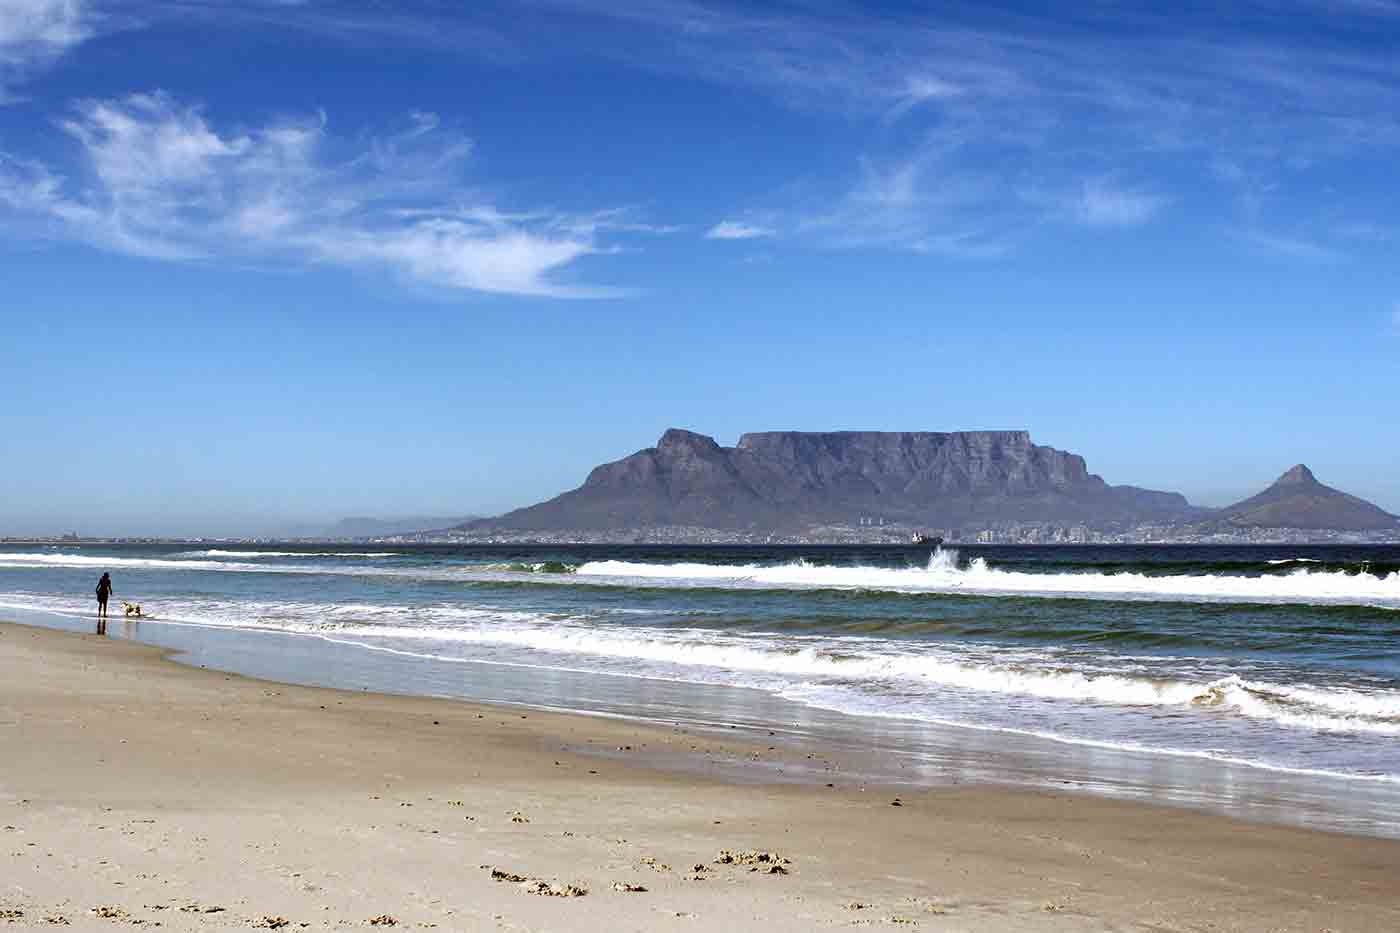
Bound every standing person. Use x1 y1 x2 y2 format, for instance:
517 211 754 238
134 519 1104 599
96 572 113 634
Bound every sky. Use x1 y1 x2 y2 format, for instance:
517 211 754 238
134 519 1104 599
2 0 1398 535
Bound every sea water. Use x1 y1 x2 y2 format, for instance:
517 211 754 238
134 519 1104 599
5 543 1400 835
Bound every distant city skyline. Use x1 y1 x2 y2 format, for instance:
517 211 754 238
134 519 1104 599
3 1 1398 537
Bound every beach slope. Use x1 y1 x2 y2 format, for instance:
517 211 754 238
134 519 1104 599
2 621 1398 931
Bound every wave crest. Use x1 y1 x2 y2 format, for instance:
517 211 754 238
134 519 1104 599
571 552 1400 607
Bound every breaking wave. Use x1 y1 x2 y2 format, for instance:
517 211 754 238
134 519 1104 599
0 552 270 572
7 587 1393 741
573 550 1400 607
301 623 1400 737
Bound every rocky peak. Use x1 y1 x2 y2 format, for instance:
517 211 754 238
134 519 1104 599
1219 463 1396 530
657 428 724 456
1273 464 1319 487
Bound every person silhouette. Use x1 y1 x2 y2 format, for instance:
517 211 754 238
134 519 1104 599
96 572 113 634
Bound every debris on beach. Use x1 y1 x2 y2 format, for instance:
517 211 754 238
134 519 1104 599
611 882 647 893
714 849 789 868
178 904 225 913
252 916 290 929
509 811 529 823
42 916 69 926
640 856 670 872
484 864 586 897
90 906 127 920
522 880 587 897
487 868 528 883
368 915 399 926
0 908 23 921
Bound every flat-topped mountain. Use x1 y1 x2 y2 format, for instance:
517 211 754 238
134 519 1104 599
468 428 1199 533
1218 465 1398 531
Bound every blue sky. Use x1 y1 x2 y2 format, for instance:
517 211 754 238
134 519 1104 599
2 0 1398 535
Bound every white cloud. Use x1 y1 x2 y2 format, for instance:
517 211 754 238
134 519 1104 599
318 223 620 299
1075 180 1168 227
705 220 774 240
0 0 88 99
0 0 85 52
1231 229 1343 263
544 2 1400 253
793 149 1018 258
0 91 651 297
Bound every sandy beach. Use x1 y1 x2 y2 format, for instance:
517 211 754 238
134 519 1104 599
3 620 1399 932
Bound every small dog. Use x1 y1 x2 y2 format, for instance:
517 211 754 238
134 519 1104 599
123 602 143 618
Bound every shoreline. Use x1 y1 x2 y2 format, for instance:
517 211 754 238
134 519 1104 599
5 619 1400 931
10 600 1400 841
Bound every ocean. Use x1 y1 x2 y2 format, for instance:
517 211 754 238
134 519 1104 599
5 542 1400 836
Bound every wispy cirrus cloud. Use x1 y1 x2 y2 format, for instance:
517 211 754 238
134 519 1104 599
0 91 652 296
705 219 774 240
134 0 523 63
541 1 1400 255
0 0 89 99
1074 180 1169 227
7 2 1400 265
795 153 1014 258
1230 229 1344 263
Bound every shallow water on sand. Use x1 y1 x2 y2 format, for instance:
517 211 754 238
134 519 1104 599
6 542 1400 837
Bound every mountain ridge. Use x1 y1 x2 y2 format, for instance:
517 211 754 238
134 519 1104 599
1215 464 1398 531
468 428 1202 533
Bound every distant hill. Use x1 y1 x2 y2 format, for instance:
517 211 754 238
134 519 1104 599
1218 465 1398 531
465 428 1201 533
326 516 477 538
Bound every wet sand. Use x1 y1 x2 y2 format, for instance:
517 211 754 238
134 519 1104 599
3 620 1399 932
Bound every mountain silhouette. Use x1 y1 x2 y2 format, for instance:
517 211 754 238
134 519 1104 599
1218 465 1398 531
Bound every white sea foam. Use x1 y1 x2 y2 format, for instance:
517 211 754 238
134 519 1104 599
5 578 1399 786
0 552 270 572
0 552 415 579
34 583 1381 738
773 682 1400 785
268 617 1399 738
572 555 1400 607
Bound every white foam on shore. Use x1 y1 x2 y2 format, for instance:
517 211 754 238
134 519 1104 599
307 622 1400 735
13 587 1391 737
0 552 424 579
573 554 1400 607
0 552 272 572
4 590 1397 783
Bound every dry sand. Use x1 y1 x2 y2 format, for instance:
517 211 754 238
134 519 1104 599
2 620 1398 931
